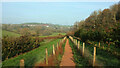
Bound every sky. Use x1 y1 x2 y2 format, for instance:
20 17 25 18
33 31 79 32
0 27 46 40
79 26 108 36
2 2 117 25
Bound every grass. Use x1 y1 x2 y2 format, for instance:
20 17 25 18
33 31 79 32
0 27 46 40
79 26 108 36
2 38 62 68
69 37 120 67
49 33 66 36
72 37 120 66
54 39 66 66
84 42 120 66
39 33 66 38
68 39 91 66
2 30 21 37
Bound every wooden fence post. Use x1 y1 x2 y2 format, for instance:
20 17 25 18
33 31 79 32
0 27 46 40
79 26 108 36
73 39 75 44
72 37 73 42
99 42 100 48
82 42 85 56
71 36 73 42
53 44 55 55
78 41 80 49
20 59 24 68
93 46 96 67
76 39 77 46
102 45 104 49
45 48 48 65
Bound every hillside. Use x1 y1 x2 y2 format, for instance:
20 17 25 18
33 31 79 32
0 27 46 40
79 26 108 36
2 23 70 36
2 30 21 37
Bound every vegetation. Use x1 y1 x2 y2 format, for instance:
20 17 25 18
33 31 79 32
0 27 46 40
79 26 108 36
2 30 21 37
2 1 120 67
2 39 61 67
71 2 120 48
68 2 120 66
2 36 41 61
69 39 91 66
2 23 70 37
39 33 66 38
69 38 120 66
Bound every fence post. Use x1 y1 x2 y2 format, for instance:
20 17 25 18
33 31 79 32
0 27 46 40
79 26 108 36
45 48 48 65
20 59 24 68
102 45 104 49
99 42 100 48
76 39 77 46
78 41 80 49
82 42 85 56
53 44 55 55
93 46 96 67
73 39 75 44
71 36 73 42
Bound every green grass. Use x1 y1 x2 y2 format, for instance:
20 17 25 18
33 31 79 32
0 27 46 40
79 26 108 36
39 35 48 38
69 37 120 66
72 38 120 66
2 30 21 37
2 38 62 68
83 42 120 66
54 39 66 66
49 33 66 36
69 39 91 66
39 33 66 38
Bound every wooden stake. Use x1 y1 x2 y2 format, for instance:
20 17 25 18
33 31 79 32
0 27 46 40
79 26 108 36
20 59 24 68
76 40 77 46
78 41 80 49
71 37 73 41
82 42 85 56
102 46 104 49
53 44 55 55
93 46 96 67
99 42 100 48
45 48 48 65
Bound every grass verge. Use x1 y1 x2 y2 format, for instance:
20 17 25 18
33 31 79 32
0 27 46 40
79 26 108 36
69 39 91 67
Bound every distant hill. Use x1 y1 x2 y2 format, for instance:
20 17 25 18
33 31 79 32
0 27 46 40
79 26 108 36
2 23 71 37
22 22 71 26
22 22 47 25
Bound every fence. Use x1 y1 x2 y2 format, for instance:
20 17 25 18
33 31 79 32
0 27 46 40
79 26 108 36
19 36 67 67
69 36 96 66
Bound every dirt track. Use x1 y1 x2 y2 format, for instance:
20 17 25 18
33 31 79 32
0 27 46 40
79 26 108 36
60 39 75 66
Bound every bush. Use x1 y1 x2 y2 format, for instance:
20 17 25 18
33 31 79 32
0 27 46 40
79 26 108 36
2 36 41 61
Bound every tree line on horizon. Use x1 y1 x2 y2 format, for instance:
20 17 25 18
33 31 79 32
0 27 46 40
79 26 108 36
2 23 70 36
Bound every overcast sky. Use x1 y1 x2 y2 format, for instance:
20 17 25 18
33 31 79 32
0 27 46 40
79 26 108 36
2 2 117 25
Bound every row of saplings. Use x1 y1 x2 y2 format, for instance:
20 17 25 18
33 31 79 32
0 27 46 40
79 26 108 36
2 35 41 61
